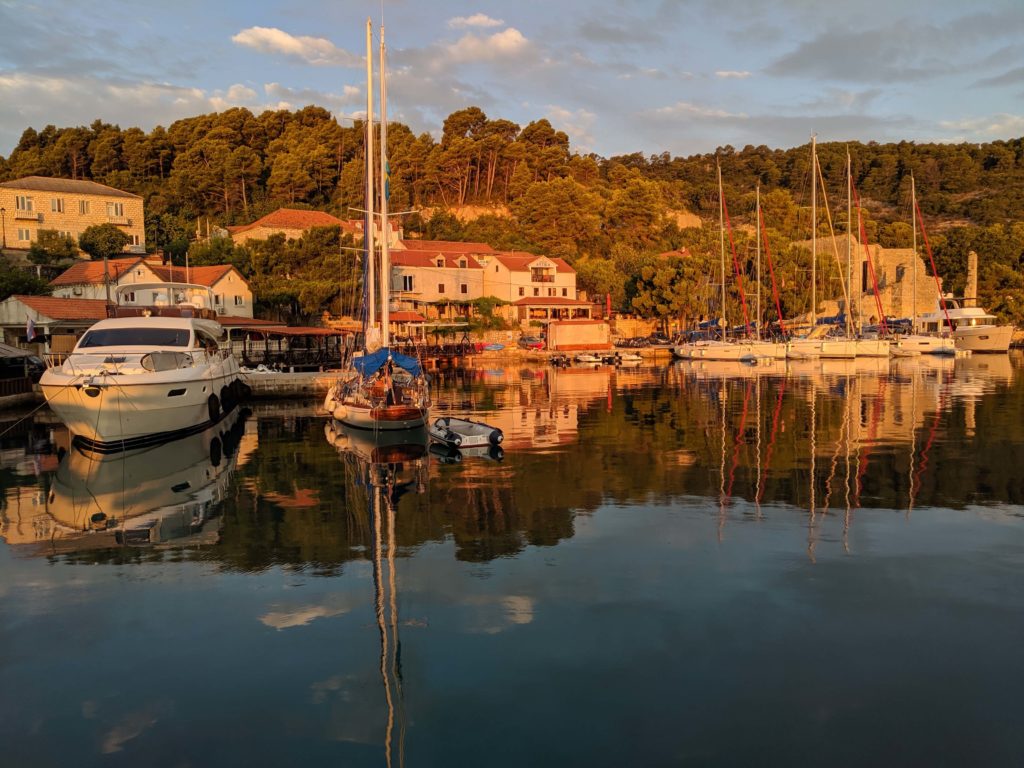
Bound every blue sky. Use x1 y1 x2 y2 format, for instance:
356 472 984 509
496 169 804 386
1 0 1022 158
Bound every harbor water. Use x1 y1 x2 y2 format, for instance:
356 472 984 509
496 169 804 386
2 354 1023 765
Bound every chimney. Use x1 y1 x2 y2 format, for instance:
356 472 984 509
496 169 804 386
965 250 978 308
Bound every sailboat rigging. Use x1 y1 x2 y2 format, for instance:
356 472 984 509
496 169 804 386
324 20 430 429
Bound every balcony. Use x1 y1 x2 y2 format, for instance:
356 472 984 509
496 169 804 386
14 210 40 221
125 244 146 254
531 274 555 283
107 215 131 226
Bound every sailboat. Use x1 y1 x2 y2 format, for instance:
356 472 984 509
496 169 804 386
890 175 956 357
674 162 783 361
786 136 834 359
324 20 430 430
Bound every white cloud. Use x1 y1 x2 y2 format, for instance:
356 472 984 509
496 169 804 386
547 105 597 151
651 101 748 120
715 70 751 79
939 113 1024 138
446 28 529 63
225 83 257 101
231 26 361 68
263 82 361 108
448 14 504 29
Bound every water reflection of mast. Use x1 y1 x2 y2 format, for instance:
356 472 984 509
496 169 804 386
807 379 818 563
756 381 786 505
370 463 406 768
718 380 727 540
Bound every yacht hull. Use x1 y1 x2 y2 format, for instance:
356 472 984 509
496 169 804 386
42 368 240 448
891 335 956 356
953 325 1013 353
332 402 429 430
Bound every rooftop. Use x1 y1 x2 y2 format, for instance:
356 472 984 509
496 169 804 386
396 239 495 254
16 295 111 321
50 258 142 286
0 176 141 199
227 208 346 235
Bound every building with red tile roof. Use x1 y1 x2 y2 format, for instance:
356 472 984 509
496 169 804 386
48 257 253 318
227 207 399 246
0 294 110 349
388 240 579 328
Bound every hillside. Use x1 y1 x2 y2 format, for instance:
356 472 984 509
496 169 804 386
2 106 1022 324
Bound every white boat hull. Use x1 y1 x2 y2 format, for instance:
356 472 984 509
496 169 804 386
42 367 240 446
850 339 890 357
891 335 956 356
953 325 1013 353
330 401 428 430
677 340 786 361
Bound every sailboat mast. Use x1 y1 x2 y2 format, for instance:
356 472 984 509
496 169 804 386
846 150 853 337
718 159 726 339
378 25 390 348
756 184 762 341
364 18 376 332
810 135 817 331
911 173 917 333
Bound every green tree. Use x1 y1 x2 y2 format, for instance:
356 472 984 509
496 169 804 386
78 223 130 261
511 178 603 260
0 260 52 301
27 229 78 266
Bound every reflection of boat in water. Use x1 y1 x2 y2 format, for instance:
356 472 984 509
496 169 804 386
682 357 787 379
428 441 505 464
324 419 428 467
43 408 249 547
40 283 244 450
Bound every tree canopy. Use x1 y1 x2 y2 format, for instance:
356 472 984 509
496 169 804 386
3 107 1023 323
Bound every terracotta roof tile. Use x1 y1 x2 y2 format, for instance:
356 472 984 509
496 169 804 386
229 208 345 235
396 239 495 253
16 295 111 321
391 250 485 269
0 176 141 199
148 264 237 287
50 258 143 286
390 311 426 322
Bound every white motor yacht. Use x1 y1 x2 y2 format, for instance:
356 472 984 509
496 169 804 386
40 283 243 449
918 301 1013 353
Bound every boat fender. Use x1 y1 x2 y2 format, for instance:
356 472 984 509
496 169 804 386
447 430 463 447
210 436 222 468
489 430 503 445
208 394 220 423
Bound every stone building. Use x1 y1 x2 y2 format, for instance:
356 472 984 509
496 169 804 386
0 176 145 254
810 235 942 323
226 207 400 247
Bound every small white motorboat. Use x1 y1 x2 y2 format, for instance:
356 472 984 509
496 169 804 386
428 416 504 449
574 353 602 364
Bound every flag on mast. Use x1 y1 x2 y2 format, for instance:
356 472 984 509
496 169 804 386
26 316 35 342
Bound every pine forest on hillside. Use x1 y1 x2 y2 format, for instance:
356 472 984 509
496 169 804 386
3 105 1024 326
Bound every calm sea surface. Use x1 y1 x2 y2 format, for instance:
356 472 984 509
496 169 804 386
2 354 1024 766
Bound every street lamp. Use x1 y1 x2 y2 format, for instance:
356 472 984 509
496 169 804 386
1 207 6 250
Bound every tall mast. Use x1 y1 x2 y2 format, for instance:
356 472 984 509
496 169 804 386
364 18 376 332
846 150 853 337
378 24 390 348
810 135 817 331
756 183 762 340
911 173 917 333
718 159 726 338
